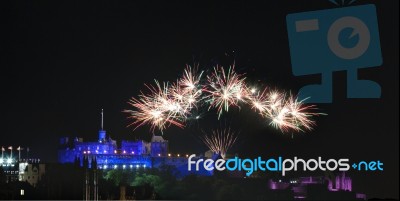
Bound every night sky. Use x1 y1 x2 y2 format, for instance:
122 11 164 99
1 0 398 199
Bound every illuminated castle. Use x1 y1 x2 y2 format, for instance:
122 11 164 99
58 110 211 177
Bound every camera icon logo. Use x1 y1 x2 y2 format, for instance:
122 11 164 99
286 4 382 103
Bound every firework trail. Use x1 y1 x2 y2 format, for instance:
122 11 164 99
124 64 323 133
201 128 238 159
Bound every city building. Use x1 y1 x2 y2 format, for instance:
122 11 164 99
267 172 366 200
1 146 43 185
18 161 45 187
0 157 18 183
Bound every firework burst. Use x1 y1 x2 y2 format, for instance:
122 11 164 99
248 87 276 114
205 65 247 118
179 65 204 93
123 81 186 132
124 63 323 133
174 66 204 110
201 128 238 159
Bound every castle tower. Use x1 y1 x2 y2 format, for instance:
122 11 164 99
98 109 106 142
150 134 168 157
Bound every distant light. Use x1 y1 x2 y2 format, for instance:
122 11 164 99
95 150 99 153
83 151 87 154
136 164 139 168
104 150 107 154
131 151 134 154
143 164 146 168
186 154 189 158
20 189 24 196
177 154 180 157
114 165 117 169
251 88 256 94
158 154 161 157
168 154 171 157
0 159 3 164
123 165 126 169
103 165 108 169
130 165 133 168
7 158 12 164
87 151 91 154
123 150 126 154
114 150 117 154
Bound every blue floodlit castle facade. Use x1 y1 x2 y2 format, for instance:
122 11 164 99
58 130 170 169
58 110 211 177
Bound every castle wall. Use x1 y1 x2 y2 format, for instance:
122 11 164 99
57 135 211 178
